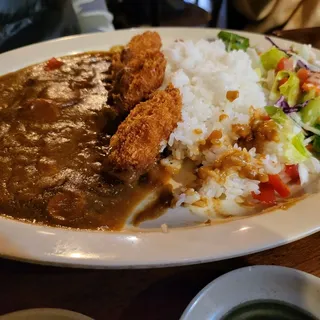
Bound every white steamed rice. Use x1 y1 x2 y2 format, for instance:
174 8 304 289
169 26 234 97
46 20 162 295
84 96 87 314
160 38 320 218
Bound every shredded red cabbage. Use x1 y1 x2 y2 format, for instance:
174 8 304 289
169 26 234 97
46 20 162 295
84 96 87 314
275 96 296 113
296 100 310 108
296 59 310 70
265 36 288 54
296 58 320 72
275 95 288 108
275 96 309 113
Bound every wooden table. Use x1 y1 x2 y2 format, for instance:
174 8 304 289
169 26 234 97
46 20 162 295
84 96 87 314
0 232 319 319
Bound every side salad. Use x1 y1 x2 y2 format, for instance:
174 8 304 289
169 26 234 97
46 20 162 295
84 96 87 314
218 31 320 205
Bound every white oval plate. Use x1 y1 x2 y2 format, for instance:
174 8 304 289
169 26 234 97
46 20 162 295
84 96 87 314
181 265 320 319
1 308 92 320
0 28 319 268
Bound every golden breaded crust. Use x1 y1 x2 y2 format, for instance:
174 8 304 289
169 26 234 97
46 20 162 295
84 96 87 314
108 31 162 74
110 50 166 113
106 84 182 177
107 31 166 114
127 31 162 56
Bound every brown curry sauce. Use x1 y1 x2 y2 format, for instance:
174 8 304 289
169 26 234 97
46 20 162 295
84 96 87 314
0 52 171 230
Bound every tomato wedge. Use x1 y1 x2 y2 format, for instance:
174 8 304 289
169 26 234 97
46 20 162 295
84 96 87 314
297 68 310 85
252 183 276 205
44 57 64 71
279 77 288 86
261 115 270 121
276 57 294 72
285 164 300 182
268 174 290 198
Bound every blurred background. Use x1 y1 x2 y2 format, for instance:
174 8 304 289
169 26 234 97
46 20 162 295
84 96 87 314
0 0 319 53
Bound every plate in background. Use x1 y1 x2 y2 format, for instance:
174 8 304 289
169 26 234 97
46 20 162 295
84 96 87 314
0 309 92 320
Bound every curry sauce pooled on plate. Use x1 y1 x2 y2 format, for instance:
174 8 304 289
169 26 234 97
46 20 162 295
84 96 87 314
0 32 181 230
1 30 320 230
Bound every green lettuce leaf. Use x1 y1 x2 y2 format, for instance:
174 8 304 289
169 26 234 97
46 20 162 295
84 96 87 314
270 71 300 106
265 106 287 124
300 98 320 126
279 73 300 107
286 132 311 164
264 106 311 164
302 89 317 102
260 47 287 71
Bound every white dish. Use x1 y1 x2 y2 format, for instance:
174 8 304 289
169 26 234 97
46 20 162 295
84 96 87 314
0 308 92 320
180 265 320 320
0 28 319 268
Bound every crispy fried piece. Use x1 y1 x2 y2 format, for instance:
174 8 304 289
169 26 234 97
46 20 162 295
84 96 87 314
107 31 166 114
126 31 162 56
109 31 162 75
105 84 182 182
111 51 166 113
111 31 162 69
